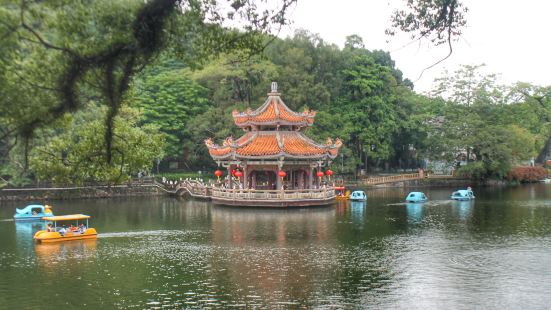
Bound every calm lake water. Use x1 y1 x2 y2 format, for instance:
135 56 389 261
1 184 551 309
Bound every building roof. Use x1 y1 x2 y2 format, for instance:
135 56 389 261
232 83 316 128
205 131 342 160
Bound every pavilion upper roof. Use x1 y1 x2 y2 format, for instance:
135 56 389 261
204 131 342 160
232 82 316 128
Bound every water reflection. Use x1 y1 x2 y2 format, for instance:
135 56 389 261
405 203 424 223
350 201 366 220
35 240 97 271
15 221 45 255
451 200 474 221
209 206 340 305
211 206 335 246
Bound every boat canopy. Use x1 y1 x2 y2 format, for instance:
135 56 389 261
41 214 91 221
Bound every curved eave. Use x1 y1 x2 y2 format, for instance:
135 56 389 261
208 151 340 161
233 119 314 127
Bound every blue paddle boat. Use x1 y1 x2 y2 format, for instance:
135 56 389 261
350 190 367 201
450 188 475 201
13 204 54 221
405 192 428 203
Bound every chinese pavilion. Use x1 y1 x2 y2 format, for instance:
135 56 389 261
205 82 342 207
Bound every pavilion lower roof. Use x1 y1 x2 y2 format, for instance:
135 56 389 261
205 131 342 160
232 94 316 128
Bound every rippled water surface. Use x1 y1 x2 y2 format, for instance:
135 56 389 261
2 185 551 309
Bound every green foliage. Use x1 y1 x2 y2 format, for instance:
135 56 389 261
457 162 486 180
0 0 295 177
132 66 209 158
30 106 165 185
2 1 551 186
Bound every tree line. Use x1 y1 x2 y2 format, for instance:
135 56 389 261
1 0 549 186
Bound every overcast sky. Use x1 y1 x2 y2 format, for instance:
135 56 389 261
279 0 551 93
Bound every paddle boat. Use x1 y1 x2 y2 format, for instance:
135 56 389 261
350 190 367 201
13 204 54 221
33 214 97 243
335 186 350 200
450 188 475 201
405 192 428 203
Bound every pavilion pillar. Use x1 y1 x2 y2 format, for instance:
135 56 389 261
297 170 304 189
276 166 281 190
243 164 248 189
227 166 233 189
308 167 313 189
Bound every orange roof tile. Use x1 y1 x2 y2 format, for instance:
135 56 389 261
236 133 280 156
281 132 326 156
205 131 342 160
233 95 315 127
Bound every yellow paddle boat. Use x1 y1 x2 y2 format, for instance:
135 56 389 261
33 214 97 243
335 186 350 200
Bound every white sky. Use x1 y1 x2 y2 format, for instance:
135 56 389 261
279 0 551 93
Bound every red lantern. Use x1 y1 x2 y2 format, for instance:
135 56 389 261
325 169 333 180
214 170 223 182
278 170 286 178
231 169 236 176
316 171 324 178
234 171 243 178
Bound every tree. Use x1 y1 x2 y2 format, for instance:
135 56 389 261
0 0 296 165
386 0 468 77
430 64 506 106
132 67 209 158
340 52 399 167
30 106 165 185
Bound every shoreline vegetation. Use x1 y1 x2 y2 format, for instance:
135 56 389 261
0 174 525 202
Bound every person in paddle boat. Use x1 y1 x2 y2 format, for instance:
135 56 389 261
47 223 54 232
78 223 87 233
59 225 67 236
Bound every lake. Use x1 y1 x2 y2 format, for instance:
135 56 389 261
1 184 551 309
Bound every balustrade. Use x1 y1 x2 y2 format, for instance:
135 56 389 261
211 187 335 200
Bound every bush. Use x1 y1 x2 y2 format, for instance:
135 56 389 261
507 166 549 183
456 162 487 180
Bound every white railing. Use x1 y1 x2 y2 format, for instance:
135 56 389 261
211 187 336 200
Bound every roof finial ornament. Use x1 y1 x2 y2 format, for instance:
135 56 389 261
271 81 278 93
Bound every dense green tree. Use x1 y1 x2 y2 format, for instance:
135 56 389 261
30 106 165 185
0 0 295 163
132 67 209 158
340 52 399 164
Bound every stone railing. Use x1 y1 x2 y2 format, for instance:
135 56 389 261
211 187 336 201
